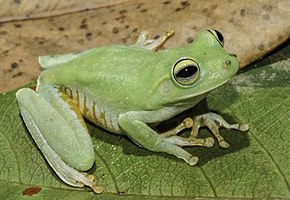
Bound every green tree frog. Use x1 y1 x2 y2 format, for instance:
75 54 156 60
16 30 249 193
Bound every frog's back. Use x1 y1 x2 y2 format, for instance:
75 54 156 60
39 45 159 133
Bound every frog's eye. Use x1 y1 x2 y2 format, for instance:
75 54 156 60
172 58 200 87
208 29 224 47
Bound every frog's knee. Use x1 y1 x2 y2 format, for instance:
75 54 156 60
66 151 95 171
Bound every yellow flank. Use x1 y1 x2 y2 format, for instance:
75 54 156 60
83 95 88 116
58 88 88 132
61 86 119 133
76 90 80 108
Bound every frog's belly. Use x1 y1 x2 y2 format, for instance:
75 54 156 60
62 87 121 134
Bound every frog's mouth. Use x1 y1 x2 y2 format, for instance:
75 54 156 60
192 75 235 96
168 72 236 107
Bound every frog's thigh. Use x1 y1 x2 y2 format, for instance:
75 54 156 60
119 112 198 165
16 87 95 171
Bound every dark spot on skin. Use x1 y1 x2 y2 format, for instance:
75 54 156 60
11 62 18 69
240 9 246 16
228 18 235 23
58 27 65 31
102 21 107 25
112 27 119 34
191 26 197 30
181 1 189 6
2 50 9 55
163 1 170 5
153 35 160 39
202 8 213 17
125 25 130 29
277 35 284 42
187 37 193 43
119 9 127 14
14 23 22 28
121 35 131 43
19 59 23 63
258 44 264 51
136 3 144 9
0 31 7 35
34 36 46 44
110 8 115 12
263 14 270 20
140 8 148 13
35 4 40 9
86 32 93 40
4 68 13 73
262 4 272 11
14 0 21 4
202 8 209 14
175 7 181 12
132 28 138 33
115 15 126 21
22 186 41 196
211 4 218 9
12 72 23 78
95 31 102 37
80 24 88 29
78 39 85 44
81 18 87 24
175 0 190 11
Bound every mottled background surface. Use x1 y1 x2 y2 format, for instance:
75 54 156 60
0 0 289 92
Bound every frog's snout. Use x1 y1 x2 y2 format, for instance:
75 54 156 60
226 53 240 72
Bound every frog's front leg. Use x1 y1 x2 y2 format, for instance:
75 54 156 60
134 30 174 51
119 111 199 166
16 83 102 193
160 118 214 148
190 113 249 148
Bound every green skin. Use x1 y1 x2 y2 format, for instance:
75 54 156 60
16 30 240 193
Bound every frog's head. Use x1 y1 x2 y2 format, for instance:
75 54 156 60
150 29 239 109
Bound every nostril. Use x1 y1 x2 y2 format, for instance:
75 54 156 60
225 60 231 67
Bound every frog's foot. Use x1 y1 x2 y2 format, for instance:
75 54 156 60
190 113 249 148
51 154 103 194
134 30 174 51
160 118 214 148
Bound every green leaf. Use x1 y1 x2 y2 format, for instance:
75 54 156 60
1 44 290 199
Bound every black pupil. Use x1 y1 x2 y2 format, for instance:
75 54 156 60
215 30 224 44
177 65 197 78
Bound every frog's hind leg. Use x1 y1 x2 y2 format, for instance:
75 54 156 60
134 30 174 51
16 84 102 193
190 113 249 148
